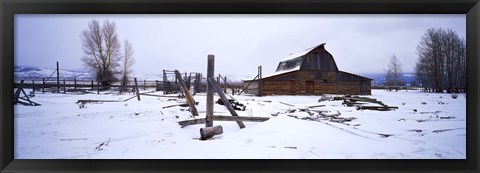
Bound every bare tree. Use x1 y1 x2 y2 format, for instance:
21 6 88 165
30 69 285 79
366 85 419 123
81 20 122 88
121 39 135 92
415 28 466 93
385 55 403 91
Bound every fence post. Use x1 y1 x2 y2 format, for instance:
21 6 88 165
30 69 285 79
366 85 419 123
63 79 66 94
56 61 60 93
97 81 100 94
42 78 45 93
206 55 215 127
32 80 35 93
258 65 262 97
74 78 77 89
91 80 94 90
134 78 140 101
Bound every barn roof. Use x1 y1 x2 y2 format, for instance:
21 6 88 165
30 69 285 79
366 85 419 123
280 43 325 61
269 43 327 77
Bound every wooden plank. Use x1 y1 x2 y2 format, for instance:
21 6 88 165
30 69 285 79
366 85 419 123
208 77 246 129
207 115 269 122
206 55 215 127
178 118 206 128
174 70 199 117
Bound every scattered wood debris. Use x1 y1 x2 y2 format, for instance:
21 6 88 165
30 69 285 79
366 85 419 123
335 95 398 111
216 98 246 111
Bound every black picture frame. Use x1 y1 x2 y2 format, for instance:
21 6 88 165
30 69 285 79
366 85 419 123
1 0 479 172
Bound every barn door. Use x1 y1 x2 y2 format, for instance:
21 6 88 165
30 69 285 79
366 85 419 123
360 82 367 94
306 81 314 94
290 80 297 94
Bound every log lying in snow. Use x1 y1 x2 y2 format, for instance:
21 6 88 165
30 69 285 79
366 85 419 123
178 116 270 128
200 125 223 140
355 105 398 111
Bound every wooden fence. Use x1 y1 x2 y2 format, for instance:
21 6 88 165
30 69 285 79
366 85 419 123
13 77 244 94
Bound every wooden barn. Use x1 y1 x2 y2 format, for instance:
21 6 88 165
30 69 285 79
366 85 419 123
243 43 372 96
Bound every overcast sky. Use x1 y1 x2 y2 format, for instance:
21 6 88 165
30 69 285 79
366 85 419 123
15 14 465 79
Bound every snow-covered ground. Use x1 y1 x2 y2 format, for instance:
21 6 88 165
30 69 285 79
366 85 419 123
14 89 466 159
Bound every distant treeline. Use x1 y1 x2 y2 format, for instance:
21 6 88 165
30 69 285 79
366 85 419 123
415 28 466 93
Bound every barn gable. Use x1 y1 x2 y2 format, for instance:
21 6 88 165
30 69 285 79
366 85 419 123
274 43 338 74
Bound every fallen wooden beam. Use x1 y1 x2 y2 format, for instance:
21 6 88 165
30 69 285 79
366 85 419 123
279 101 295 107
76 99 124 103
140 93 180 98
178 115 270 128
356 105 398 111
162 102 199 109
207 115 270 122
178 118 207 128
307 105 325 108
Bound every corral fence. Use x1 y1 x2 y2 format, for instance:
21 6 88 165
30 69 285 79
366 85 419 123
13 76 244 95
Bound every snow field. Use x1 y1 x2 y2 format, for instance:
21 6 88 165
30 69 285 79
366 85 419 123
14 89 466 159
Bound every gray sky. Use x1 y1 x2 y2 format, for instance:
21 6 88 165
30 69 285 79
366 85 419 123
15 14 465 79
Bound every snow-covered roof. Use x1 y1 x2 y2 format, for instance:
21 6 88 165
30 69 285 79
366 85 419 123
262 66 300 79
280 43 326 61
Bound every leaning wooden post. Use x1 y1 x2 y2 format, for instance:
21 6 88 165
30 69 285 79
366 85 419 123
208 78 246 129
134 78 140 101
42 78 45 93
258 65 262 96
206 55 215 127
174 70 199 117
56 61 60 93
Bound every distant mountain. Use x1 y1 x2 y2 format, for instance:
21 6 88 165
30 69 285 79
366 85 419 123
14 65 92 80
14 65 165 81
359 72 416 86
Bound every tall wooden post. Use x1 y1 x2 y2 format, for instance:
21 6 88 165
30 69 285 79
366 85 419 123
97 81 100 94
224 76 227 93
134 78 140 101
42 78 45 93
206 55 215 127
163 70 167 95
91 80 94 90
258 65 262 96
32 80 35 93
63 79 66 94
74 78 77 89
56 61 60 93
144 79 146 91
